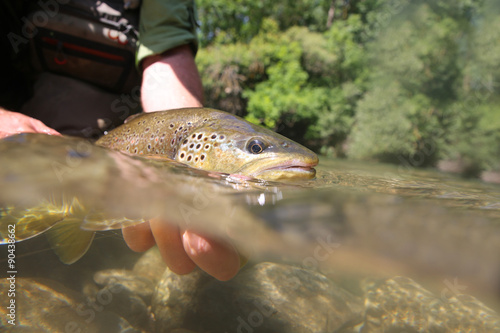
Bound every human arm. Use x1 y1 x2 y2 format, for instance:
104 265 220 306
141 44 203 111
122 44 240 281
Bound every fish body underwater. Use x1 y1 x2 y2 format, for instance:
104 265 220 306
96 108 318 180
1 108 318 264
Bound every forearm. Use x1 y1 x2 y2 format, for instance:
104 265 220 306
141 45 203 112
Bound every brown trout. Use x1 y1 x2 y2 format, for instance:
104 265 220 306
0 108 318 264
96 108 318 180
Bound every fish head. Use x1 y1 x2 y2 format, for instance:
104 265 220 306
174 120 318 180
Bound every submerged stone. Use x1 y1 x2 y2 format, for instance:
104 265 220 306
132 246 167 284
90 268 156 330
337 276 500 332
0 278 137 332
152 262 363 333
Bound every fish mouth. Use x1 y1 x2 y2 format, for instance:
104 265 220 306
250 159 318 180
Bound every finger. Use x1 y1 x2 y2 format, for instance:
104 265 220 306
30 119 61 136
150 219 196 275
182 231 240 281
0 131 13 140
122 222 156 252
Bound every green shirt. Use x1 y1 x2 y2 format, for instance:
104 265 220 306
137 0 198 65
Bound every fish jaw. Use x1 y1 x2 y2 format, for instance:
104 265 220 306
253 164 317 180
237 154 319 180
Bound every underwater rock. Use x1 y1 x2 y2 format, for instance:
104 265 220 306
94 269 155 301
0 278 137 332
132 246 167 284
152 262 363 333
338 276 500 332
152 266 213 331
90 268 156 331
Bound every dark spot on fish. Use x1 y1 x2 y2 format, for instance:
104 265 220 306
127 129 130 133
169 124 174 128
211 134 217 139
174 130 178 134
145 128 150 132
214 143 219 147
219 135 225 140
161 120 165 123
187 122 192 126
151 135 154 139
180 152 185 158
204 137 208 141
126 145 130 150
183 128 188 132
183 139 188 145
189 143 194 149
187 155 192 161
157 121 160 124
134 148 138 153
196 144 201 150
197 134 203 140
194 157 199 162
179 126 183 131
200 154 205 160
204 144 210 150
147 144 151 150
192 134 196 139
203 118 208 122
171 138 175 145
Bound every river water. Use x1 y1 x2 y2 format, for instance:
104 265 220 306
1 134 499 332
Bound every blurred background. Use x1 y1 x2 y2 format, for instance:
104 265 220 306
195 0 500 181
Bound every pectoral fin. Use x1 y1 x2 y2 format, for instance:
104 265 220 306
45 218 95 264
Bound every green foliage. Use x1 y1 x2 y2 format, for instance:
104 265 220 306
196 0 500 174
348 2 456 162
441 100 500 173
197 13 365 151
196 0 340 47
439 1 500 172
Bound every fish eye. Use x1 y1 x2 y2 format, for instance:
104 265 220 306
247 139 267 154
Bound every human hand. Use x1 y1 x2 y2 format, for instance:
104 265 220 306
0 109 60 139
135 45 234 280
122 220 241 281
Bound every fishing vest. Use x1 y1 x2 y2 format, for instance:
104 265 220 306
27 0 141 93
